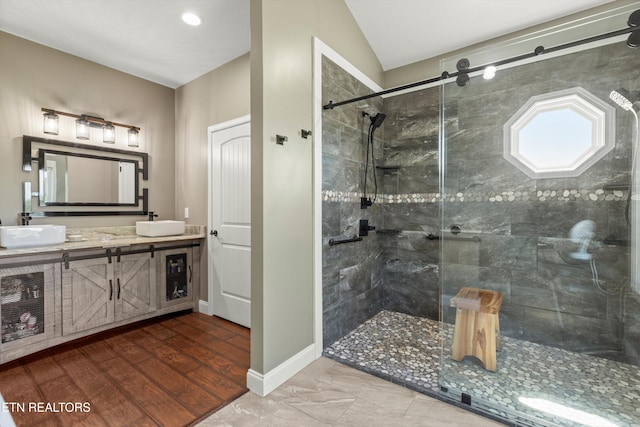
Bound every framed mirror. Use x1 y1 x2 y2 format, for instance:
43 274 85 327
22 135 149 218
38 149 139 206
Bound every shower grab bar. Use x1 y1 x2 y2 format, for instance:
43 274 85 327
426 233 481 242
376 229 400 234
328 237 363 246
442 228 483 235
603 238 629 246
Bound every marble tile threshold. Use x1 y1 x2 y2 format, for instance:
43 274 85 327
197 357 506 427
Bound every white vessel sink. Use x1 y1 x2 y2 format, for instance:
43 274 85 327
136 220 185 237
0 225 66 249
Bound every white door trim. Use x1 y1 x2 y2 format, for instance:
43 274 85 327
207 115 251 316
312 38 383 357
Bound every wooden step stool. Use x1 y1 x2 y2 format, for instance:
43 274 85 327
450 287 503 372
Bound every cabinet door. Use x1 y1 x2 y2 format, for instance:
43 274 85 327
62 258 114 335
1 264 56 349
115 252 156 321
158 248 193 309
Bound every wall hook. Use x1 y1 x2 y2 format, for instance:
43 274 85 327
301 129 312 139
276 135 288 145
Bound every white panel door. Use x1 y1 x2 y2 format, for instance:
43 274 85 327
209 117 251 327
44 159 57 203
118 162 136 204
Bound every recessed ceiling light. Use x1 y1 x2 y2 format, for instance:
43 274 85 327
181 12 202 26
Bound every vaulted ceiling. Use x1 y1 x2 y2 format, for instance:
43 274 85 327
0 0 616 88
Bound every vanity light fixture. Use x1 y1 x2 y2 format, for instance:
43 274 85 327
75 116 90 140
103 122 115 144
42 110 59 135
40 108 141 146
128 127 139 147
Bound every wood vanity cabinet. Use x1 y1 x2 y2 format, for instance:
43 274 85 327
0 237 201 364
62 251 156 335
0 262 58 355
157 247 195 310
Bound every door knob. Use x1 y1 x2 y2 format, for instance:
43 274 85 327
211 230 218 236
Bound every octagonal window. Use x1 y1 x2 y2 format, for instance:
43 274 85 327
504 87 615 179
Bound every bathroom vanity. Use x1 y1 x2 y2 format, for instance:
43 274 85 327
0 225 205 364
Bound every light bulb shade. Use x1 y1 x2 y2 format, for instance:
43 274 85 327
103 123 115 144
76 117 90 140
128 127 139 147
43 111 59 135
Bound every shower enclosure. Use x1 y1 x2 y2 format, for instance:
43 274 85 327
321 4 640 426
438 16 640 426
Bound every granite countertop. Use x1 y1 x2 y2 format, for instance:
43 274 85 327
0 225 206 259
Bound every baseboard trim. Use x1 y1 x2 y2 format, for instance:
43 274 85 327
246 344 316 397
198 300 211 315
198 299 209 314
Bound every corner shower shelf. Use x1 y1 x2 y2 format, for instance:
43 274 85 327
602 183 630 190
376 165 401 171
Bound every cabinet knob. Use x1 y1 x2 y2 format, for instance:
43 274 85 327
211 230 218 237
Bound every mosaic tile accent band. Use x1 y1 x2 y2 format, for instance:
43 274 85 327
322 189 630 203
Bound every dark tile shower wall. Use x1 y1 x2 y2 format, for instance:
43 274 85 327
322 57 385 347
379 89 441 319
323 41 640 364
438 42 640 362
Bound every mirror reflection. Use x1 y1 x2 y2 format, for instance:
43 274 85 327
39 150 137 206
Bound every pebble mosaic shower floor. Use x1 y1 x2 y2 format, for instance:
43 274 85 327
324 310 640 427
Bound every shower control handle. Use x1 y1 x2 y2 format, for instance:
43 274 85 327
359 219 376 237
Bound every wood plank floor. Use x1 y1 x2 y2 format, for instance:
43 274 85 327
0 311 250 427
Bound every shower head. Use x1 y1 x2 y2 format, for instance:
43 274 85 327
569 220 595 260
609 89 636 112
370 113 386 130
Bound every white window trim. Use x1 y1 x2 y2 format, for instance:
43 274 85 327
503 87 615 179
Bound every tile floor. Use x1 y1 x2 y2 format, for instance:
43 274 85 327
324 310 640 427
197 357 504 427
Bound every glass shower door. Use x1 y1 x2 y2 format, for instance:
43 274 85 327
439 8 640 426
438 67 534 423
